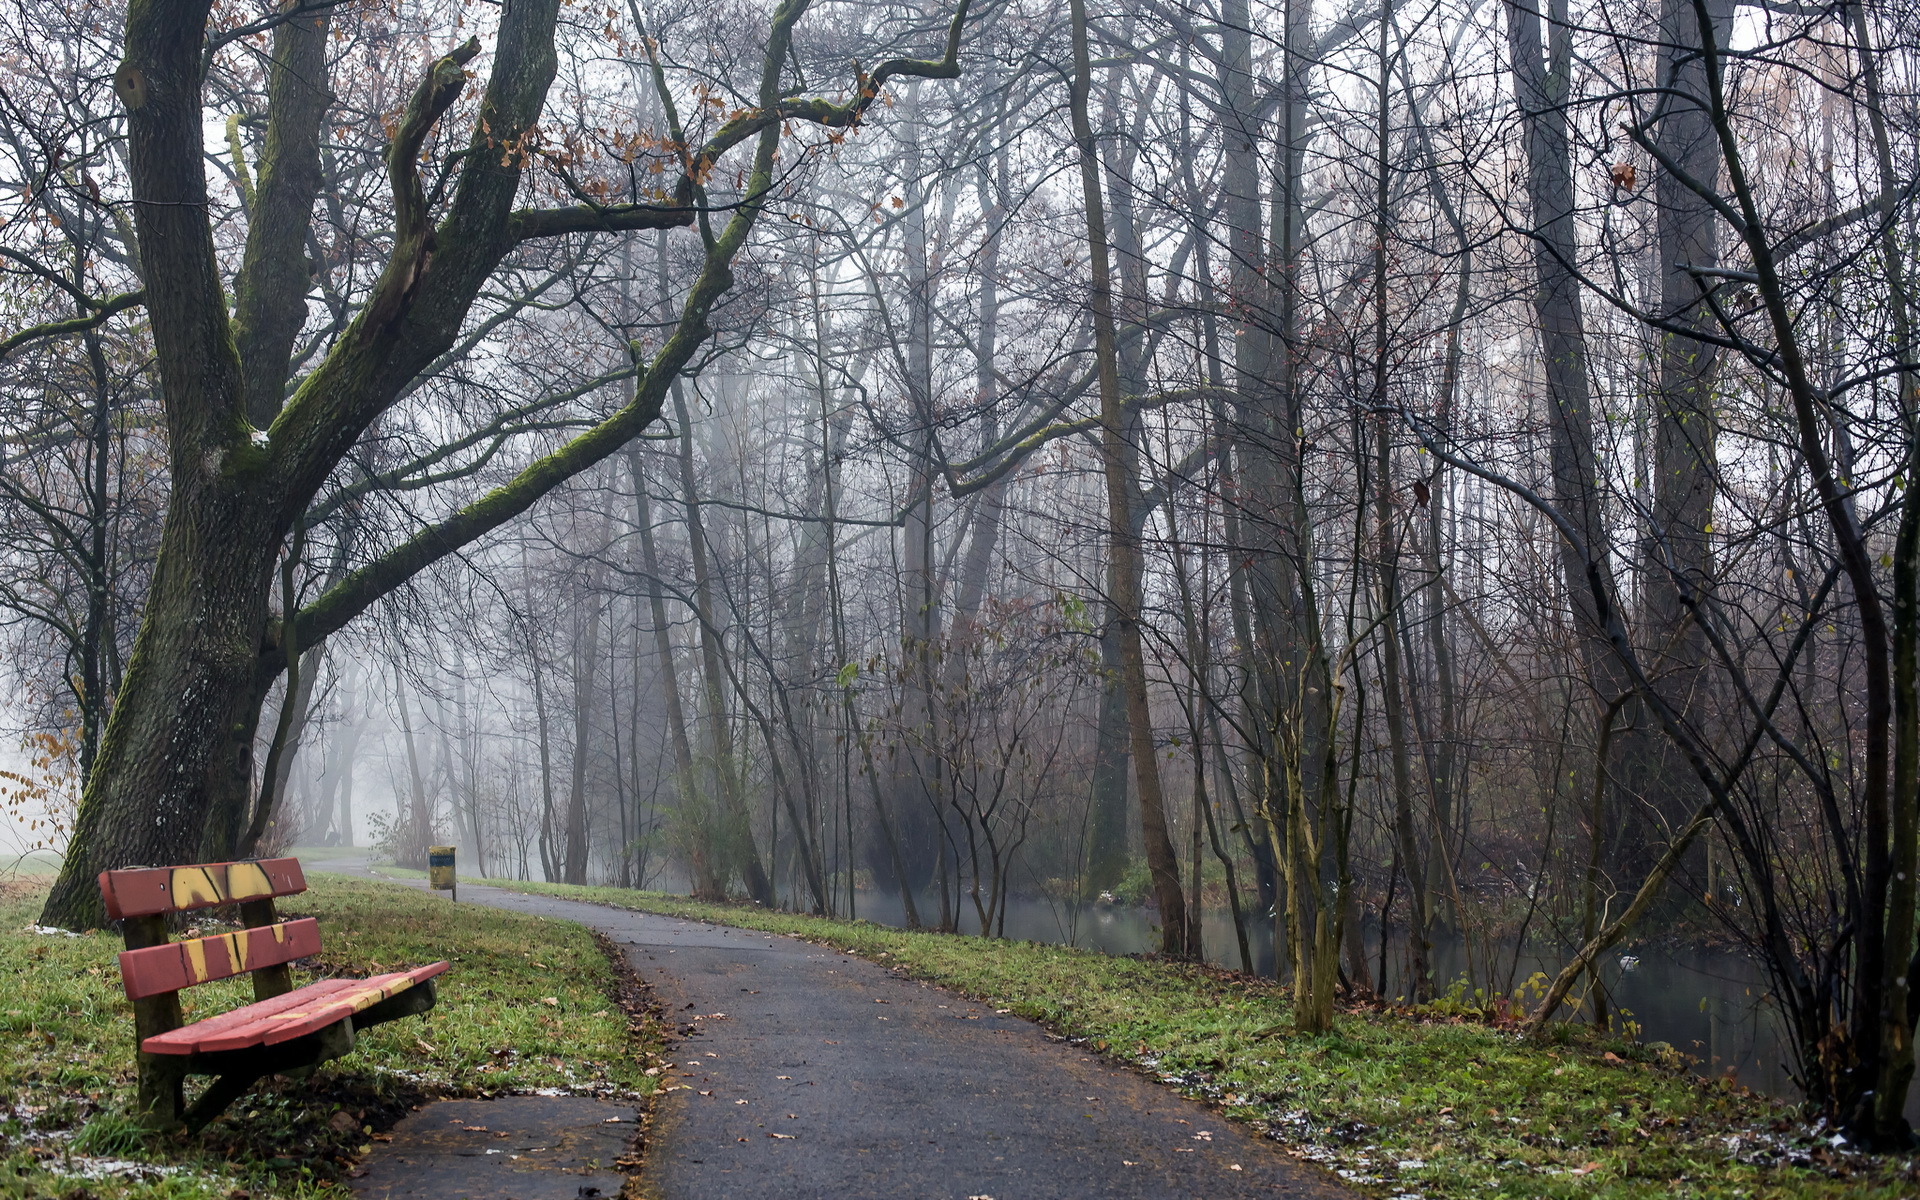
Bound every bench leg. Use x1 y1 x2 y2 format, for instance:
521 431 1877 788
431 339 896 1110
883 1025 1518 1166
135 1053 185 1131
178 1016 358 1132
127 921 188 1131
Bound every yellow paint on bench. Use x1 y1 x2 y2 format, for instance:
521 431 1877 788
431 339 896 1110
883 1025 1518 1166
227 861 272 900
171 866 222 910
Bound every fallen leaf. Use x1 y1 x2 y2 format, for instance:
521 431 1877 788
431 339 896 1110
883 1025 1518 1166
541 997 559 1007
768 1132 795 1139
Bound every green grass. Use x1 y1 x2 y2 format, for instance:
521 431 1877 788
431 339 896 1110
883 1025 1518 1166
0 875 660 1200
426 873 1918 1200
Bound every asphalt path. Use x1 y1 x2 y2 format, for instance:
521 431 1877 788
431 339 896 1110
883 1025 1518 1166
338 870 1353 1200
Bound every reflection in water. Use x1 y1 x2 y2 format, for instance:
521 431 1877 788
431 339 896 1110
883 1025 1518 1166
846 888 1896 1119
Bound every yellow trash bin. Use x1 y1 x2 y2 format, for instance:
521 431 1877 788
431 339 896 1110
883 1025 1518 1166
428 846 457 901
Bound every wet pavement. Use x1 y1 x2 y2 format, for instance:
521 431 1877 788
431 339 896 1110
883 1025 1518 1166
351 1096 636 1200
339 872 1352 1200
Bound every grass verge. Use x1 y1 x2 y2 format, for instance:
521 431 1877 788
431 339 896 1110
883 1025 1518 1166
0 874 659 1200
435 873 1917 1200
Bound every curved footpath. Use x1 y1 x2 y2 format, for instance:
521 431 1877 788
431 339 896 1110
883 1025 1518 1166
340 871 1353 1200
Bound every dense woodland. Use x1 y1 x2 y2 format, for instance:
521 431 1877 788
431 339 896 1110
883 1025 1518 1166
0 0 1917 1143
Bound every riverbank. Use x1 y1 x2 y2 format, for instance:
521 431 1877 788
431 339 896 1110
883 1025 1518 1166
437 875 1914 1199
0 875 660 1200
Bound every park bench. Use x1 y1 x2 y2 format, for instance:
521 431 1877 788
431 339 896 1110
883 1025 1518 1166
99 857 449 1131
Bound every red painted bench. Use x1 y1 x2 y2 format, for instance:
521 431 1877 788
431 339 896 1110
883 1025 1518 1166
100 857 448 1130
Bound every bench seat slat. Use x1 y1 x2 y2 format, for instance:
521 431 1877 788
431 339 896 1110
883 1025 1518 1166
142 978 362 1051
142 962 450 1055
100 859 307 920
118 918 323 1000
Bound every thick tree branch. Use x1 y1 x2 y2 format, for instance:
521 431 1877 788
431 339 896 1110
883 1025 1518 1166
231 5 331 427
510 200 693 241
0 290 144 360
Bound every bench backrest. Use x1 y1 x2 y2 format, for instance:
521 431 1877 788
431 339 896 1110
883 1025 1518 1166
97 858 313 1004
118 918 323 999
99 858 307 920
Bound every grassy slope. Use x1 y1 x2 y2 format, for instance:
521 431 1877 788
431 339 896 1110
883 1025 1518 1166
0 875 657 1200
447 875 1915 1200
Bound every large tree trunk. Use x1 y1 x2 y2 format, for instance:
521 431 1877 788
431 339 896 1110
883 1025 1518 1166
1368 0 1431 1004
333 704 363 849
632 442 721 899
1212 0 1284 927
530 614 562 885
395 664 432 869
1506 0 1630 934
1625 0 1731 880
1085 629 1133 896
1069 0 1188 957
885 97 946 912
671 381 772 903
563 579 602 885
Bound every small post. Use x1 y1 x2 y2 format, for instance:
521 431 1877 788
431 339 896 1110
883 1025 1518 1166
428 845 457 901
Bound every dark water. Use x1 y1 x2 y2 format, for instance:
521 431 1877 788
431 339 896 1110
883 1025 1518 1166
843 888 1871 1118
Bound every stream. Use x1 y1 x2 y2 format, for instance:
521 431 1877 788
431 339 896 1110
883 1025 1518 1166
842 888 1879 1119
